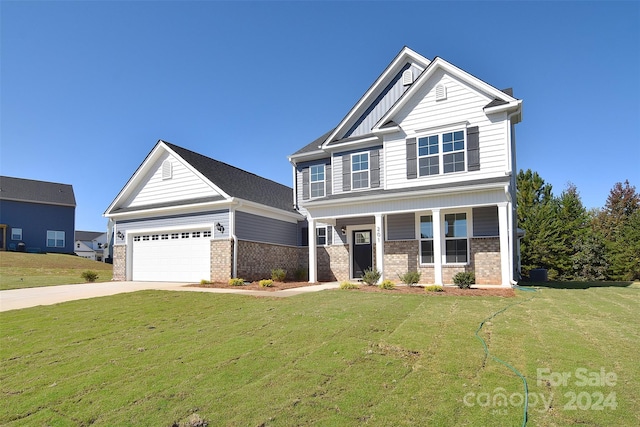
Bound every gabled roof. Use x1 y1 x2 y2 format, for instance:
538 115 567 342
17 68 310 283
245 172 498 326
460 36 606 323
163 142 295 212
0 176 76 207
75 231 105 241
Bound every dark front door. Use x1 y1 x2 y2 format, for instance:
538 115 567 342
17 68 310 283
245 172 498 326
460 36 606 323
352 230 373 278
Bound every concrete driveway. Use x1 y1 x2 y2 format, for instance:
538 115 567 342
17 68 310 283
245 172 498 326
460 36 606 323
0 281 340 312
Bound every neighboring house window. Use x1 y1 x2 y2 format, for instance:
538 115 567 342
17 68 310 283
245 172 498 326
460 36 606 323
316 227 327 246
46 230 65 248
418 136 439 176
417 130 465 177
419 215 434 264
11 228 22 240
352 152 369 189
444 213 468 263
310 164 325 198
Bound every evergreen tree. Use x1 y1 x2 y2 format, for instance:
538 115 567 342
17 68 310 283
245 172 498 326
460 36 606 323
573 209 608 281
556 183 589 279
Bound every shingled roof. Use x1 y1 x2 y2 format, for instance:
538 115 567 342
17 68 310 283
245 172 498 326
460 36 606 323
163 142 295 213
0 176 76 206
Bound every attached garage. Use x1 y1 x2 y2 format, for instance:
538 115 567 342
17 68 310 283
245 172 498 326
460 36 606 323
131 230 211 282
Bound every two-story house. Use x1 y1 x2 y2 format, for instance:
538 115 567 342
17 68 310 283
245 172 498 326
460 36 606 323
0 176 76 253
289 47 522 287
75 231 108 261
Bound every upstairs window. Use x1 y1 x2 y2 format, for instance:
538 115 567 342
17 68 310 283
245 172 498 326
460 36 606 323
417 130 465 177
351 152 369 189
310 164 325 198
47 230 65 248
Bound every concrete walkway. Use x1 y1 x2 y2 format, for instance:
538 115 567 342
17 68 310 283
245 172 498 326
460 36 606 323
0 281 341 312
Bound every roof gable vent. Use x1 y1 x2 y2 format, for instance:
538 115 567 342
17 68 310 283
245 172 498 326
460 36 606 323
402 69 414 86
435 84 447 101
162 160 173 180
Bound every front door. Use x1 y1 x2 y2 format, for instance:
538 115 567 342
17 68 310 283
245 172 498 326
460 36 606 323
352 230 373 278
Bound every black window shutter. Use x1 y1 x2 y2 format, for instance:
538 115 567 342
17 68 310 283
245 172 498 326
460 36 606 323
467 126 480 171
302 168 310 199
342 155 351 191
370 149 380 188
325 163 332 195
406 138 417 179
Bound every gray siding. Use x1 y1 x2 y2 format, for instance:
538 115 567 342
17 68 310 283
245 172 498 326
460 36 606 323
387 213 415 240
236 211 297 246
115 210 229 243
473 206 499 236
343 62 422 138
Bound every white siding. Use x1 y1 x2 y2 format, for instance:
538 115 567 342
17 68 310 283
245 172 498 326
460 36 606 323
125 152 221 207
385 69 509 190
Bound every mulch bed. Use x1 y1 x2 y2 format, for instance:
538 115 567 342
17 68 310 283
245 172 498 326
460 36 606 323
190 281 515 297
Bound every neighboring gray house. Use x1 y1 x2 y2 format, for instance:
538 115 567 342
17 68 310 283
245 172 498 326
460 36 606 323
75 231 107 261
0 176 76 253
104 141 303 282
289 47 522 286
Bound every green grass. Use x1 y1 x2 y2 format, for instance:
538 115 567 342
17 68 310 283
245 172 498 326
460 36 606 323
1 283 638 426
0 252 113 290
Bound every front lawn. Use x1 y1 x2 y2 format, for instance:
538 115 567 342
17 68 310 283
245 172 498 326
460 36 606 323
1 284 638 426
0 252 113 290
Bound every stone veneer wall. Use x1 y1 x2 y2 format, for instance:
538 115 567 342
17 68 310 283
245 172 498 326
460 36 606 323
112 245 126 281
211 239 233 282
470 237 501 285
236 240 301 282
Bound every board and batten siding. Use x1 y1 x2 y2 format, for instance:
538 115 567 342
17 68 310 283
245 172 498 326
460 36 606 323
115 211 229 243
235 211 298 247
343 62 424 139
125 152 221 208
385 69 509 190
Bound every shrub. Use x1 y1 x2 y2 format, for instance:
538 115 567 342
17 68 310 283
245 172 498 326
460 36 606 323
200 279 211 285
81 270 99 282
362 268 381 286
424 285 444 292
293 267 308 281
259 279 274 288
339 281 360 290
453 272 475 289
228 278 245 286
271 268 287 282
378 280 395 290
398 270 421 286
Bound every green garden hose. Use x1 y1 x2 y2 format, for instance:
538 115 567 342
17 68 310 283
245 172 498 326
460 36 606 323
474 285 538 427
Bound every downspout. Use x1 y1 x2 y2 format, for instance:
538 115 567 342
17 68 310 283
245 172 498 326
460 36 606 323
507 108 521 286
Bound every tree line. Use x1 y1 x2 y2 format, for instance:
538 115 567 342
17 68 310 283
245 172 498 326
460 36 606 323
517 169 639 282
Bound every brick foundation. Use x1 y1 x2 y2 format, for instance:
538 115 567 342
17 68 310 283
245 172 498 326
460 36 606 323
236 240 301 282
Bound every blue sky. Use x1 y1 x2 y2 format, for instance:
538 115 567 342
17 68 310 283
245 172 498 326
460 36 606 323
2 1 638 232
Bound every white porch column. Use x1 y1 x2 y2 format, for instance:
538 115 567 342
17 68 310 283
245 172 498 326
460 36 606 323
498 202 511 287
432 209 443 285
308 217 317 283
375 214 384 283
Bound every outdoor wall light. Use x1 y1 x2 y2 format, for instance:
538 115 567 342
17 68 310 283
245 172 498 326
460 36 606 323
216 222 225 233
341 226 347 235
117 231 124 240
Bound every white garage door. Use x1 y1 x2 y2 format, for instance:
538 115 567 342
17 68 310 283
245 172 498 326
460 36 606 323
132 230 211 282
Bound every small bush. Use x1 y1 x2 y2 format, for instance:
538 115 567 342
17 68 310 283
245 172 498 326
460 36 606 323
424 285 444 292
259 279 274 288
398 270 421 286
340 281 360 290
453 272 475 289
228 278 245 286
293 267 308 281
200 279 211 285
362 268 381 286
271 268 287 282
378 280 395 290
81 270 99 282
